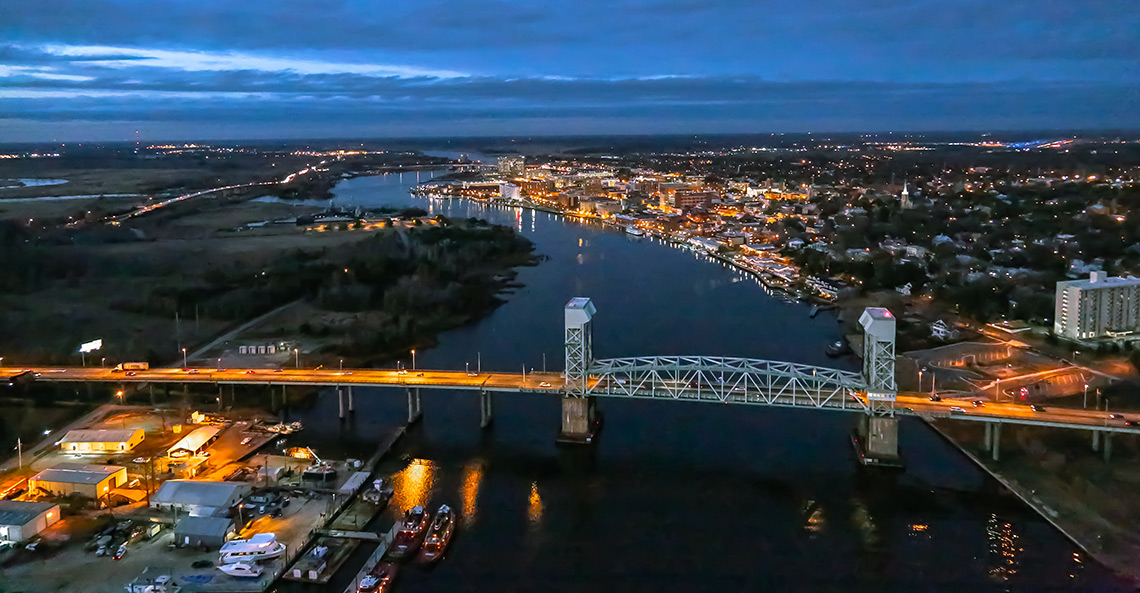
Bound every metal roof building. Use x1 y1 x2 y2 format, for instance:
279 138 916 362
174 515 235 549
167 426 222 457
151 480 251 517
59 428 144 453
29 463 128 499
0 500 60 542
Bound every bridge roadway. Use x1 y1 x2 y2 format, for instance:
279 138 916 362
10 366 1140 436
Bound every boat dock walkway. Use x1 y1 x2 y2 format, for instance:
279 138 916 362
341 525 399 593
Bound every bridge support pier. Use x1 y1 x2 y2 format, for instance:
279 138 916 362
1092 430 1100 453
991 422 1002 461
479 391 493 429
853 415 902 468
984 423 993 451
347 386 354 413
407 388 422 424
1104 433 1113 462
556 396 598 445
338 387 346 420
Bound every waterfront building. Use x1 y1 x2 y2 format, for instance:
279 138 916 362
499 182 520 201
29 463 128 499
1054 272 1140 339
151 480 251 517
58 428 144 453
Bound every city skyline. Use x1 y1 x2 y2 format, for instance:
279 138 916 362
2 0 1139 141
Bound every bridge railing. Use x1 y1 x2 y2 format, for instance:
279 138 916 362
586 356 867 411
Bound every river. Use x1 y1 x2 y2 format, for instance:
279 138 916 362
281 171 1127 592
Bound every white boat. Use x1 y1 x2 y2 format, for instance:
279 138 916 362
218 533 286 564
625 225 645 237
217 563 263 578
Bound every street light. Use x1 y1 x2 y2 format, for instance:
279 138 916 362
411 350 416 370
294 348 300 368
1084 384 1089 409
339 359 343 371
182 348 188 368
918 367 925 393
101 357 106 368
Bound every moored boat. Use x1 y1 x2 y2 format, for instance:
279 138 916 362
625 225 645 237
385 506 428 560
357 562 398 592
417 504 456 564
218 533 285 564
217 562 263 578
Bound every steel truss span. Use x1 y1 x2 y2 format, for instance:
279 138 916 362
586 356 868 412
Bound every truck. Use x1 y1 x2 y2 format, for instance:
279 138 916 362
112 362 149 372
5 370 35 387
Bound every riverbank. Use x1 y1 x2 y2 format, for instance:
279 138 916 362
926 419 1140 587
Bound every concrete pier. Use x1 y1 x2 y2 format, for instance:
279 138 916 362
991 422 1002 461
556 396 598 444
479 390 493 429
852 415 902 468
407 387 422 424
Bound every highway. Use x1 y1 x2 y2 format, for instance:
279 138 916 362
7 366 1139 435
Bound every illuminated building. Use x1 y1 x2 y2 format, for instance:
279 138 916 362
0 500 60 543
498 155 525 177
1054 272 1140 339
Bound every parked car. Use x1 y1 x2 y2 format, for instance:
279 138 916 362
113 544 127 560
1031 404 1046 412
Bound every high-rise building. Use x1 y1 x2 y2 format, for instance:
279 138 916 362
1054 272 1140 339
499 183 520 201
498 155 525 178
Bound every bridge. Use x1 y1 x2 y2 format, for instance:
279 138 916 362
7 298 1135 467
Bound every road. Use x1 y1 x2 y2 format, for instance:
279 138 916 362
7 366 1139 435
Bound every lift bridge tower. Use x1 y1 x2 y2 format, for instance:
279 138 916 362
560 297 598 443
855 307 901 467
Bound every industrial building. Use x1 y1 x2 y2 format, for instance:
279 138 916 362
0 500 60 542
150 480 251 517
29 463 128 499
174 515 236 549
167 425 222 458
1054 272 1140 339
58 428 144 453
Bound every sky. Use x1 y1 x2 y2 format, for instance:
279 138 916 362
1 0 1138 142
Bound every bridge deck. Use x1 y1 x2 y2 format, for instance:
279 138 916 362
9 366 1139 435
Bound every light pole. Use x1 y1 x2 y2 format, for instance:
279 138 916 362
1084 384 1089 409
101 357 106 368
466 362 470 375
918 368 924 393
182 348 188 368
411 350 416 371
295 348 300 368
339 359 343 371
217 357 221 371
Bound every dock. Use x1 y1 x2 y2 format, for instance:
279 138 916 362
342 525 400 593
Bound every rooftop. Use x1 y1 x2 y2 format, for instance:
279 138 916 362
59 428 142 444
152 480 249 507
167 425 222 454
0 500 57 526
31 463 125 485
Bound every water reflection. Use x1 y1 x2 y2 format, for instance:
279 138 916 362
391 458 436 513
528 481 544 525
460 460 484 527
850 498 879 547
802 499 826 536
986 514 1022 583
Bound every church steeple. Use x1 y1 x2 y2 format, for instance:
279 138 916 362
900 180 912 209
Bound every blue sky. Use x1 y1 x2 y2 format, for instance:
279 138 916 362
1 0 1137 141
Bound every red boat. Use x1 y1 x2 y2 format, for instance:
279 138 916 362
357 562 398 593
417 504 456 564
386 506 428 561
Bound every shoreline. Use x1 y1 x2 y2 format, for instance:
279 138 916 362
923 419 1140 587
420 192 835 307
